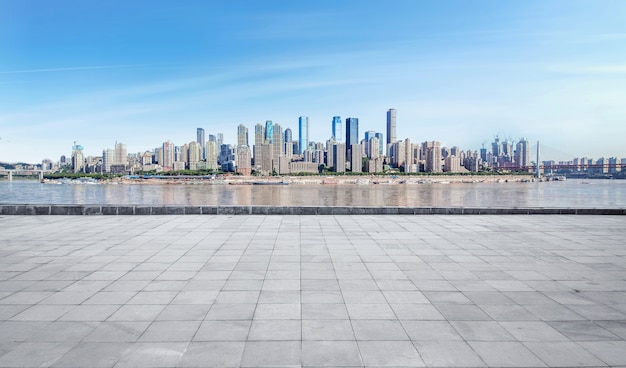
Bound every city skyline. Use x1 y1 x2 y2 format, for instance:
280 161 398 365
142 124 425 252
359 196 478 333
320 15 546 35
1 1 626 163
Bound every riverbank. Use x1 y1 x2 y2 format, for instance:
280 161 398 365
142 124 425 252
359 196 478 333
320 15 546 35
71 174 539 185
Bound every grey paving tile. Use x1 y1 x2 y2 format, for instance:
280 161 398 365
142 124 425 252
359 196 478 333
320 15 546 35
248 319 301 341
114 342 187 368
358 340 425 367
83 322 151 342
345 303 395 319
578 341 626 366
194 320 251 341
27 321 99 342
51 342 131 368
205 303 256 320
500 321 569 341
302 341 362 367
480 304 539 321
451 321 516 342
301 290 343 304
177 341 245 367
0 342 74 368
469 341 547 367
390 303 445 320
302 319 354 340
0 321 50 342
59 305 120 322
549 321 621 341
302 303 348 319
156 304 211 321
107 305 165 322
524 341 607 367
401 321 464 341
10 305 74 321
139 321 201 342
413 340 487 367
253 303 300 319
351 320 408 340
596 320 626 339
435 304 492 321
240 341 300 367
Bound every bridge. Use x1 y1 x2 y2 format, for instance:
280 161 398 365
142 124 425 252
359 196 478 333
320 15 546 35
0 169 52 181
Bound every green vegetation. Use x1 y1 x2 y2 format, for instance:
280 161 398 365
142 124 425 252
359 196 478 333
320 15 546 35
43 173 121 180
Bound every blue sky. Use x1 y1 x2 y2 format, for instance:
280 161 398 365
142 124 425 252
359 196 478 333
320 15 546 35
1 0 625 163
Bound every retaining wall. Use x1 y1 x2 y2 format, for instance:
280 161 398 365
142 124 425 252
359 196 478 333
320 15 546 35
0 205 624 215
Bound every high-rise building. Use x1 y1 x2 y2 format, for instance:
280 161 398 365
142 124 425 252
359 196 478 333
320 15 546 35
332 116 342 142
217 133 224 148
368 137 380 160
188 141 202 170
350 143 362 173
332 143 346 173
284 128 292 144
345 117 359 147
386 108 396 149
283 128 293 157
298 116 309 154
237 124 248 147
424 141 442 172
236 145 252 175
364 131 376 157
102 149 115 172
197 128 205 159
375 132 384 156
265 121 274 144
272 123 284 158
515 138 530 169
162 141 175 171
206 141 218 170
253 124 265 169
114 142 127 167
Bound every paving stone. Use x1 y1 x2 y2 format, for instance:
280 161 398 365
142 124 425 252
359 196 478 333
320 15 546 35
240 341 300 367
302 341 362 367
469 341 547 367
177 341 245 367
358 340 425 367
194 320 251 341
1 215 626 368
414 340 487 367
524 341 607 367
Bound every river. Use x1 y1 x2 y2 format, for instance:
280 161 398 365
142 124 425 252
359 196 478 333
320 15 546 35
1 179 625 208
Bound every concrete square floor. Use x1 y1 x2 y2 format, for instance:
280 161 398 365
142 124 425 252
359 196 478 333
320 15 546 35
0 215 625 367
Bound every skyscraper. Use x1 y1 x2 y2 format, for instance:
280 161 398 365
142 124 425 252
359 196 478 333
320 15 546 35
254 123 265 169
515 138 530 168
386 108 396 149
102 149 115 172
237 124 249 147
375 132 384 156
71 142 84 173
272 123 284 158
332 143 346 173
162 141 175 171
364 131 376 157
197 128 205 160
265 121 274 144
114 142 127 167
217 133 224 148
298 116 309 154
332 116 342 142
345 117 358 147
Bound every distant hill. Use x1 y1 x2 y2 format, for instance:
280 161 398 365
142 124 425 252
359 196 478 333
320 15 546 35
0 161 35 169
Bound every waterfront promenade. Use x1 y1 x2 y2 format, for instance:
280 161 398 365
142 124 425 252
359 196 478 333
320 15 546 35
0 215 625 367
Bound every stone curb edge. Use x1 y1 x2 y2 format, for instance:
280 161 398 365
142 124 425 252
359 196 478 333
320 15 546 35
0 205 624 215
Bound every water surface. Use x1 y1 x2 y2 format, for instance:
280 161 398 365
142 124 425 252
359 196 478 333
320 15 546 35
1 179 624 208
